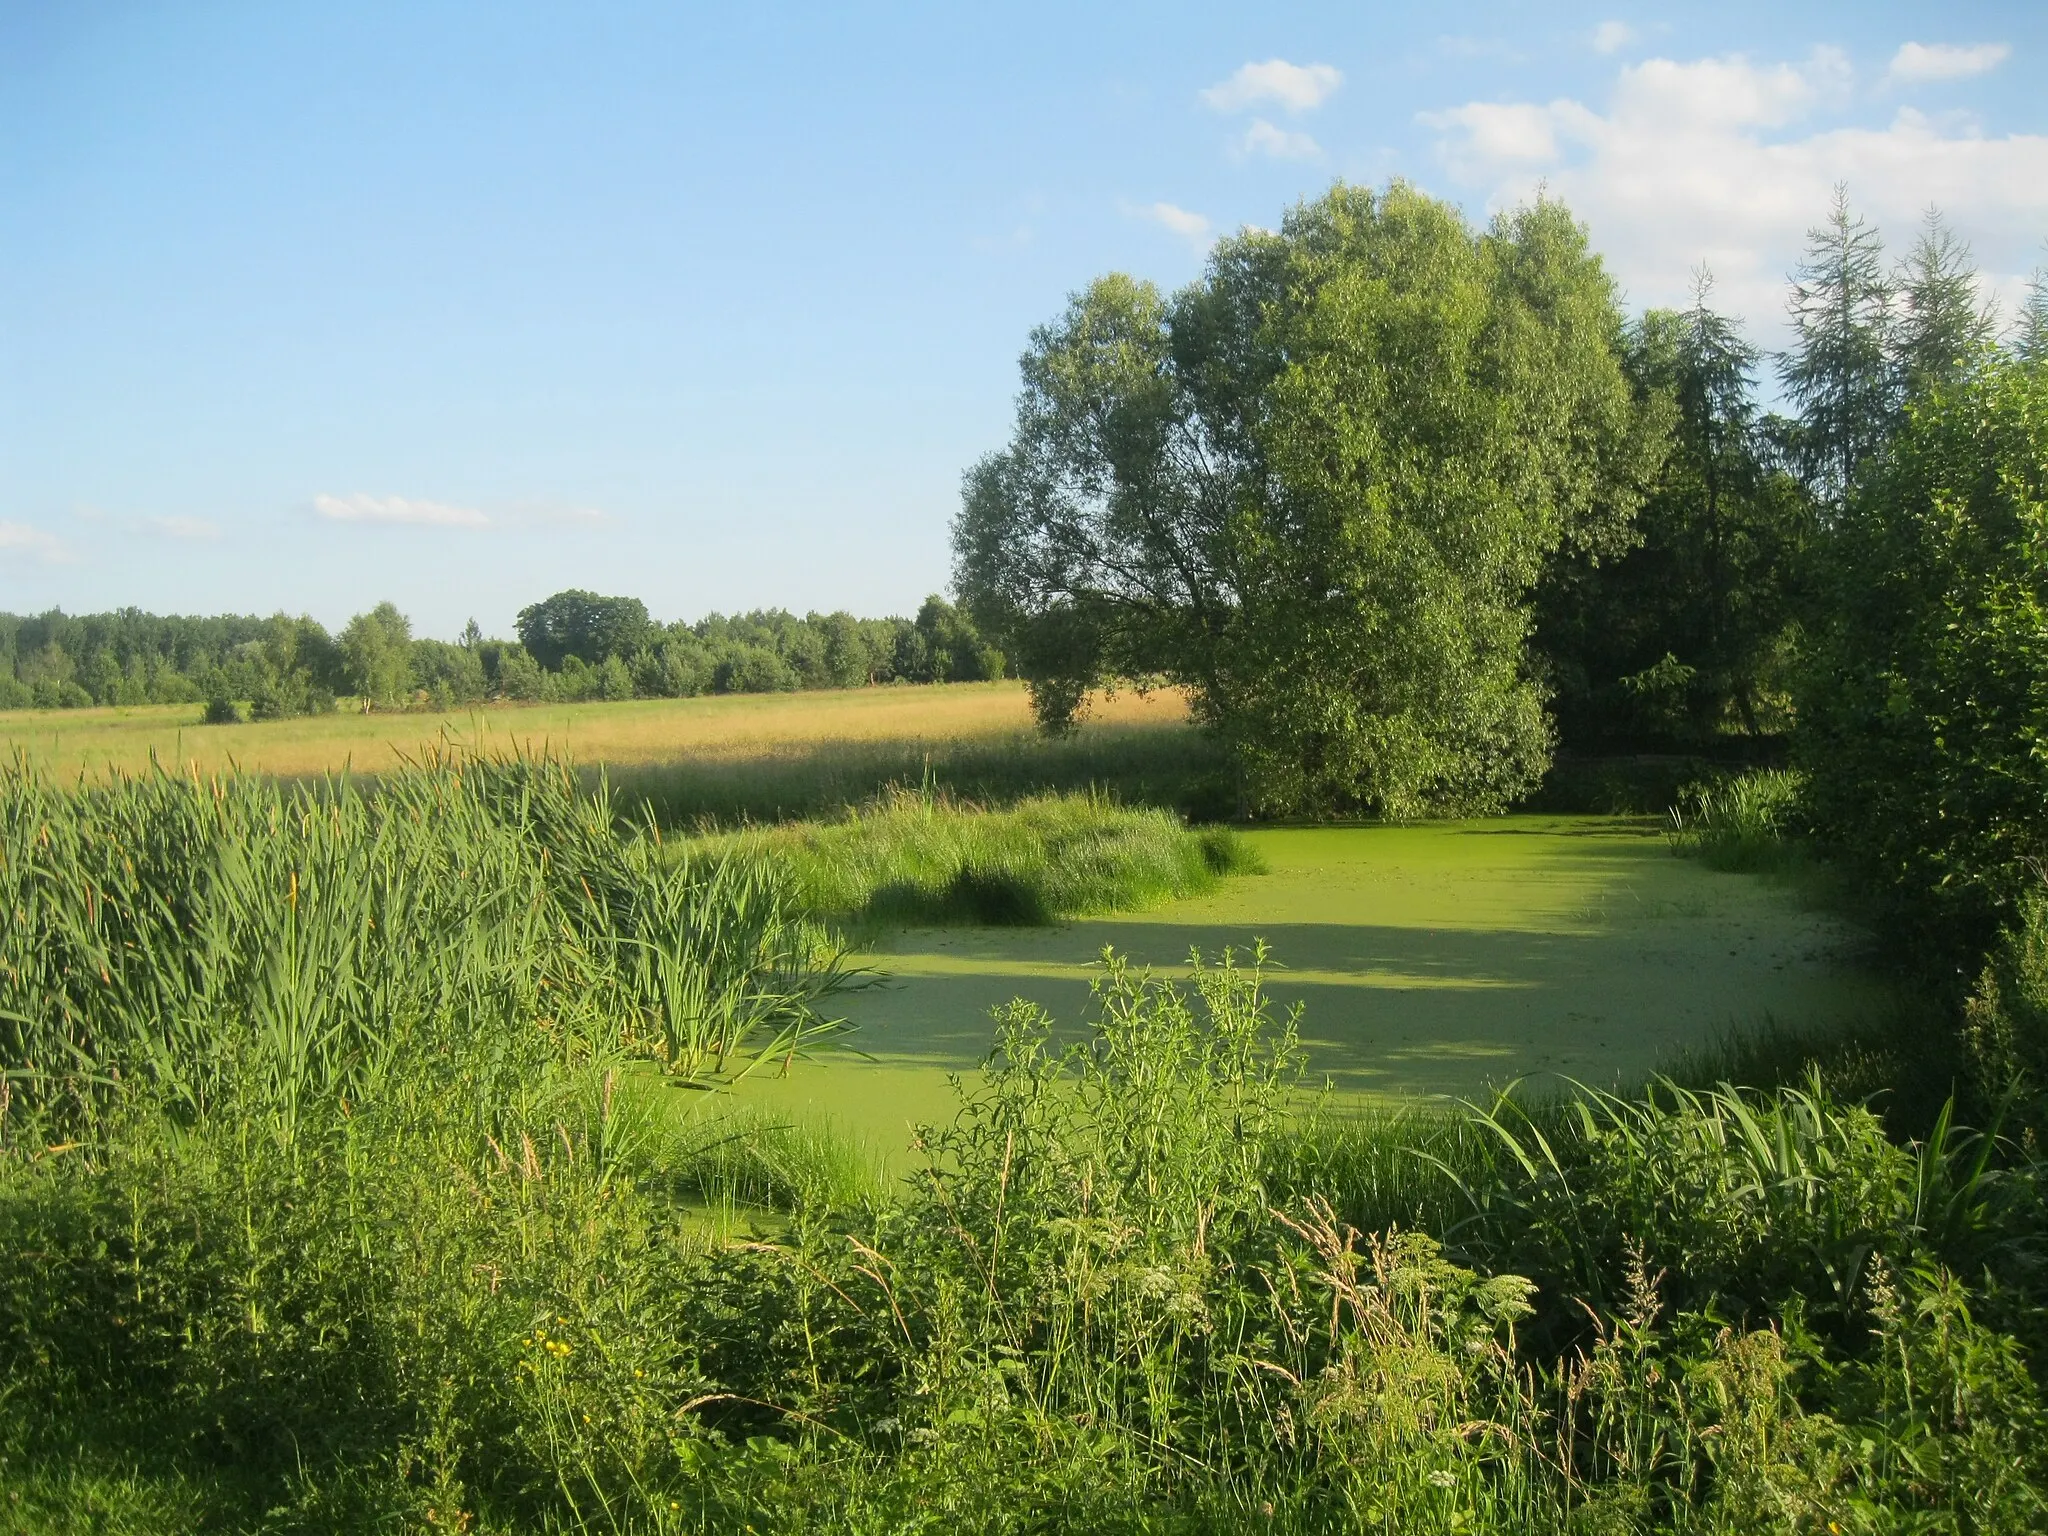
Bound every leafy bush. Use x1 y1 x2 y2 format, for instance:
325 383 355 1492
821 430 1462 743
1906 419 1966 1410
1796 355 2048 973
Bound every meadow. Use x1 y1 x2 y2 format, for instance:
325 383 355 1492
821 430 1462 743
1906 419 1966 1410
0 682 1180 778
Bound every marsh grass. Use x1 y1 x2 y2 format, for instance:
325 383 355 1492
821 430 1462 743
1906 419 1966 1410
1665 768 1803 873
703 784 1261 930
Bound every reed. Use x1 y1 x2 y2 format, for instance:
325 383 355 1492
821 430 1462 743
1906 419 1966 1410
701 783 1260 929
0 747 854 1140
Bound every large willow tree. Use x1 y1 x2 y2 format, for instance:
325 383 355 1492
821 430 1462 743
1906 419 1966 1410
954 181 1667 817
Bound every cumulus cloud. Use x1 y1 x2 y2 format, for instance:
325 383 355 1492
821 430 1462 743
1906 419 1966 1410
1887 41 2011 84
1239 118 1322 160
142 515 222 540
1591 21 1635 56
0 522 71 563
1202 59 1342 115
1128 200 1214 250
314 493 490 529
1420 46 2048 341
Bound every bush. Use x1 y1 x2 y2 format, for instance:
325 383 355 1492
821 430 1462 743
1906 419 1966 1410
1796 355 2048 974
715 644 798 694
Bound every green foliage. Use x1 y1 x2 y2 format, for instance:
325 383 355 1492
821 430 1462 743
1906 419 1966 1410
338 601 415 710
0 598 1012 717
0 751 854 1133
1893 211 1999 403
1965 887 2048 1088
1795 353 2048 970
4 928 2046 1530
1782 187 1897 505
514 588 655 670
705 786 1260 929
1666 768 1803 872
957 181 1666 817
912 594 1005 682
1537 279 1811 747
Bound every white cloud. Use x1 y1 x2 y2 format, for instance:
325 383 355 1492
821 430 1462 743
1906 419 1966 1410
1887 41 2011 84
1239 118 1322 161
1420 47 2048 342
314 492 490 529
1202 59 1342 115
1591 21 1635 56
142 515 222 540
0 522 71 563
1128 200 1214 252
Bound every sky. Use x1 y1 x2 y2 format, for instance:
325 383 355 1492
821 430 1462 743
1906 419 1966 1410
2 1 2044 638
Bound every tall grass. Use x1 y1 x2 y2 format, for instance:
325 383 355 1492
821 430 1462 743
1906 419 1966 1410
703 784 1260 928
0 748 854 1137
1664 768 1803 872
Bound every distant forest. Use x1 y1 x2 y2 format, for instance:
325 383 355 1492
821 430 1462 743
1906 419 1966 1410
0 591 1005 722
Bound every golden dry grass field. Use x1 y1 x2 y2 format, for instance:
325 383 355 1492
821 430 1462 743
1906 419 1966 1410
0 681 1191 781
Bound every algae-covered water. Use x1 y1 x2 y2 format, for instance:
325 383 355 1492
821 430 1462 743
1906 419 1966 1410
688 817 1880 1157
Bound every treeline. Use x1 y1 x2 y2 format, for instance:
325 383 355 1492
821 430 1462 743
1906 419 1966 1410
961 183 2048 813
0 593 1003 719
1535 196 2047 753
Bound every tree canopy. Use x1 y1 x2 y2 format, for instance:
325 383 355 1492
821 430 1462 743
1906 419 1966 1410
515 590 655 670
1535 275 1810 747
955 181 1666 816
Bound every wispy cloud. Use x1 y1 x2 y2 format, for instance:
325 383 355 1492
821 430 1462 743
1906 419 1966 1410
1591 21 1636 56
142 514 222 541
1202 59 1342 115
0 522 72 563
1238 118 1322 160
1886 41 2010 84
314 493 490 529
1127 200 1213 252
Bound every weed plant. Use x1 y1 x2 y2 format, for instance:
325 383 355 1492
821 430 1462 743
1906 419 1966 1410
703 784 1260 929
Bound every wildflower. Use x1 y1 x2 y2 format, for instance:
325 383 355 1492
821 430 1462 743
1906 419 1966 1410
1428 1469 1457 1490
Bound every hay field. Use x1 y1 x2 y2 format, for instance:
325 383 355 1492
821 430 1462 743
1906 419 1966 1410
0 681 1190 781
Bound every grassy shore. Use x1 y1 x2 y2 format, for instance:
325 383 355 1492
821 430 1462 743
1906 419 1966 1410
702 786 1258 929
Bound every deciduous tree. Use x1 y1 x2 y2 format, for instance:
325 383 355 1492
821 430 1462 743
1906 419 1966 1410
956 181 1664 816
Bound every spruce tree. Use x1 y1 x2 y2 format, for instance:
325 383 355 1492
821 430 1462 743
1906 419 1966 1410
1892 209 1995 399
1782 186 1894 508
2016 255 2048 366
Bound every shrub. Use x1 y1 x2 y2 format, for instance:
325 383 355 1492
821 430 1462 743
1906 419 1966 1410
1796 355 2048 973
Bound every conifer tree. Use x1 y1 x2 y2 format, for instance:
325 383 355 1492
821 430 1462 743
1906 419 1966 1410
1782 186 1894 508
1892 209 1995 399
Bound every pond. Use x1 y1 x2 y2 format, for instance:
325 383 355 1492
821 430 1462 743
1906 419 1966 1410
690 817 1881 1156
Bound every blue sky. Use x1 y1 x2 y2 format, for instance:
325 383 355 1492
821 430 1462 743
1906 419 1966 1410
3 1 2044 637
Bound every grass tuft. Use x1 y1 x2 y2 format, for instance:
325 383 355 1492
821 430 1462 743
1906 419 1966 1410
701 785 1263 930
